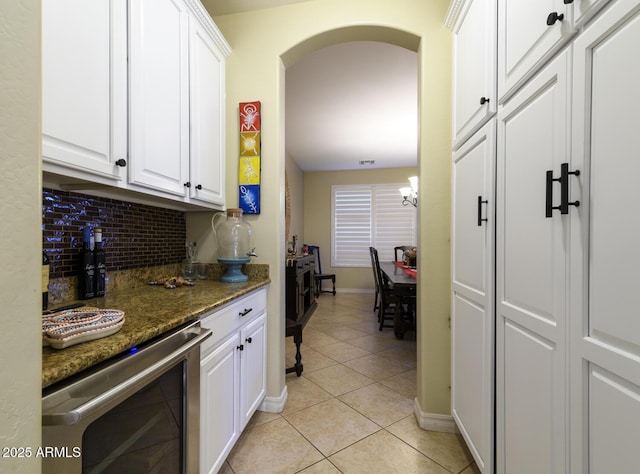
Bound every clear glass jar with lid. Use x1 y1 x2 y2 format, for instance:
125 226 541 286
212 208 253 260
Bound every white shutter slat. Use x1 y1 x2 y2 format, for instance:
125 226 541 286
332 184 416 267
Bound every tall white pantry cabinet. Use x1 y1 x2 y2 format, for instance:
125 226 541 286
447 0 640 472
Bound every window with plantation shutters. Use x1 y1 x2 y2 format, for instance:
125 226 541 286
331 184 417 267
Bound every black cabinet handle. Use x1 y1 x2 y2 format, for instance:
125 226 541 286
115 159 127 167
477 196 489 226
480 97 490 105
547 11 564 25
559 163 580 214
237 344 244 351
546 163 580 217
184 182 191 188
245 337 252 344
196 184 202 190
563 0 574 4
546 169 561 217
239 308 253 317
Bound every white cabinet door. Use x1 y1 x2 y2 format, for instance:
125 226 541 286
496 50 570 474
498 0 574 103
42 0 127 181
239 312 267 430
200 333 240 474
129 0 190 196
573 0 612 29
450 0 497 149
451 120 495 473
570 2 640 472
188 16 226 207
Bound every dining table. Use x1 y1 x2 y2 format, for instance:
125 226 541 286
379 261 417 339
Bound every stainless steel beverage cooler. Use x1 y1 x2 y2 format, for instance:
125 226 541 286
42 320 211 473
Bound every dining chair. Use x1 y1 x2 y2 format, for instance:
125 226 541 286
307 245 336 297
394 245 414 262
371 247 398 330
369 246 385 312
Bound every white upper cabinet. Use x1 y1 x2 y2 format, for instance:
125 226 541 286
42 0 127 182
447 0 497 149
188 15 227 207
128 0 191 197
42 0 230 211
497 0 574 103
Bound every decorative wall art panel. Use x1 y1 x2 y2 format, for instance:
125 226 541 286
240 132 261 156
239 101 261 214
240 101 261 131
239 185 260 214
239 157 261 184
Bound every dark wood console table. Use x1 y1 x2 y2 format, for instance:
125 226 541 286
285 255 317 376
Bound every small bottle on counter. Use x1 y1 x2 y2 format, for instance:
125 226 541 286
94 228 106 297
42 250 50 311
79 227 95 299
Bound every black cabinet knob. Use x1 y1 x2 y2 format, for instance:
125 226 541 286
563 0 574 4
115 159 127 167
546 11 564 25
480 97 490 105
196 184 202 190
183 182 191 188
246 337 252 344
237 344 244 351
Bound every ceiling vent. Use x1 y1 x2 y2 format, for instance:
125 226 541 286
359 160 375 165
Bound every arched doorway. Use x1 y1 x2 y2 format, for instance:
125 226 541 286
213 3 453 428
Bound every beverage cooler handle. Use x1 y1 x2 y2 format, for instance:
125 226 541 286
42 327 211 426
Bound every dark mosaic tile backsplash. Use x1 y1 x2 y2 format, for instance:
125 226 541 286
42 188 186 279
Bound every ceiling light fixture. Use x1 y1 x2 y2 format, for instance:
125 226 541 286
399 176 418 207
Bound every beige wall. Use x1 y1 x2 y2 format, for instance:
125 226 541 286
285 152 304 248
303 167 417 291
211 0 453 417
0 0 43 470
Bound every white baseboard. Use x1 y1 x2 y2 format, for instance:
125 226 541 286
259 385 288 413
413 398 459 433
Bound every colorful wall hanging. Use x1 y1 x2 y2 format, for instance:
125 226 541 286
239 101 261 214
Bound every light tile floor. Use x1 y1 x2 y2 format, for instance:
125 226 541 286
220 293 479 474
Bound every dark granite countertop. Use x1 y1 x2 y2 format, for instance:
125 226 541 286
42 277 270 389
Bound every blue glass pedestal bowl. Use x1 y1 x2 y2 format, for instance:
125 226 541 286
218 257 251 282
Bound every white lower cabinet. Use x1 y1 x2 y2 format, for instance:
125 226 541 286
239 314 267 428
199 288 267 474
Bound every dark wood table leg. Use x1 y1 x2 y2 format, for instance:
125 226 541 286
286 323 304 376
293 328 303 376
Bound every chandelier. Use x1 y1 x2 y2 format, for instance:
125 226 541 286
399 176 418 207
